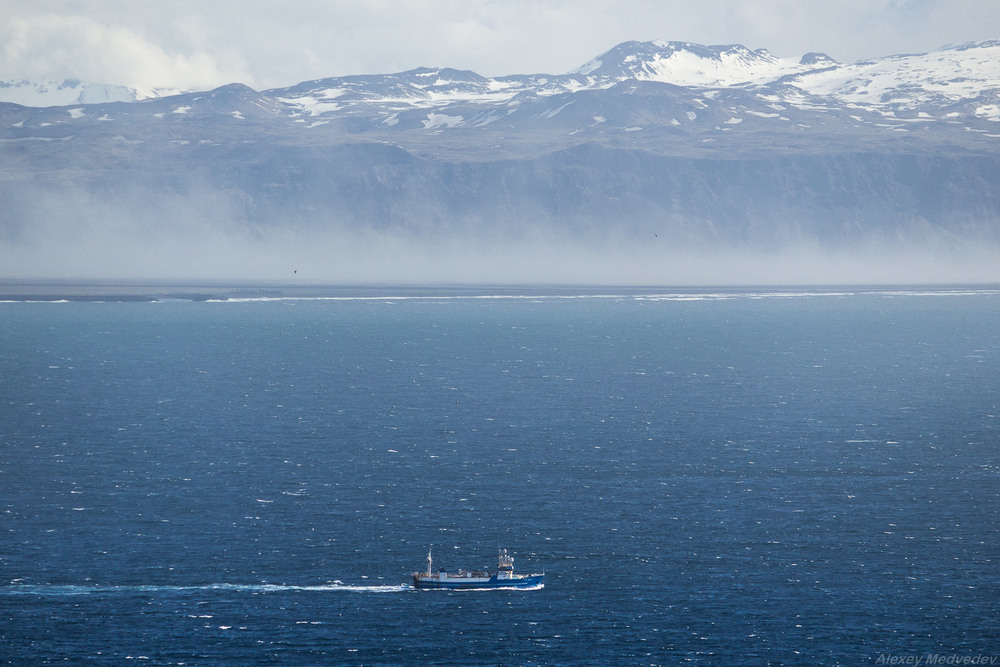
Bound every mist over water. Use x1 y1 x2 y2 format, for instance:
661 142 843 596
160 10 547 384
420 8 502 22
3 207 999 286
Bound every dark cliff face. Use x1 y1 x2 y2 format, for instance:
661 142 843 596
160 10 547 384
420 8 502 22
5 137 997 251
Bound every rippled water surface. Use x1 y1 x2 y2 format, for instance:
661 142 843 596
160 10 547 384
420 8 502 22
2 289 999 664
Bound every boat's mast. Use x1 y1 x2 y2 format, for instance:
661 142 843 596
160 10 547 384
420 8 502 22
426 547 433 576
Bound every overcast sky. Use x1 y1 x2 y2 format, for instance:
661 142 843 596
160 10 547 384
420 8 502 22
3 0 1000 91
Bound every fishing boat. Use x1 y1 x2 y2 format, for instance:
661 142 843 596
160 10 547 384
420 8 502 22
412 547 544 590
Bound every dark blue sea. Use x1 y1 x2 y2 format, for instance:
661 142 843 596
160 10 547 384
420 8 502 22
2 288 999 665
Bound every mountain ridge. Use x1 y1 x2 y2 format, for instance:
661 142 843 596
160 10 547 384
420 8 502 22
1 39 999 283
3 38 998 114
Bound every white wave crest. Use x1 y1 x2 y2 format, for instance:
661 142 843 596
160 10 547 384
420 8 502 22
1 582 412 596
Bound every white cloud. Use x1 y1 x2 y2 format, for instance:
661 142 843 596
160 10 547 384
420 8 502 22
1 1 998 90
0 13 248 89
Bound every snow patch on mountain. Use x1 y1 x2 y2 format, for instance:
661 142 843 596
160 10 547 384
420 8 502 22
572 41 827 87
788 40 1000 110
423 112 463 129
0 78 183 107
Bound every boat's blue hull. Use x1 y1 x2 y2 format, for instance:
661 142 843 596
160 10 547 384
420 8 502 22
413 574 544 590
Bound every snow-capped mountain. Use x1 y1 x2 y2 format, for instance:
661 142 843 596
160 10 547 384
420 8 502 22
4 38 999 123
263 41 841 122
4 38 998 152
572 40 833 86
250 38 1000 138
2 38 999 284
786 40 1000 118
0 78 184 107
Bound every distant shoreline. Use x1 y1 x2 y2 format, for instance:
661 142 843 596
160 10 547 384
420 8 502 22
2 281 999 303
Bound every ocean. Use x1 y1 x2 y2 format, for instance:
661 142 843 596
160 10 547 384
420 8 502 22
1 287 998 665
